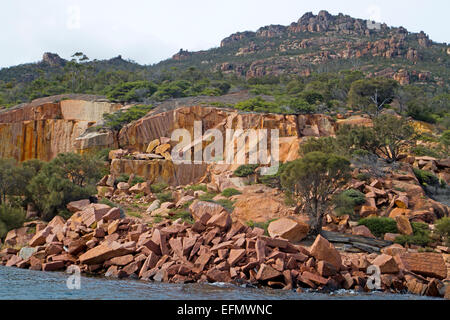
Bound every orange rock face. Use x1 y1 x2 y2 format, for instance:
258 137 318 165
118 105 335 153
0 97 121 161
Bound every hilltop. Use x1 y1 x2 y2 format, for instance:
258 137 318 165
0 10 449 109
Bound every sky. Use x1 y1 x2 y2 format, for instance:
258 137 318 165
0 0 449 68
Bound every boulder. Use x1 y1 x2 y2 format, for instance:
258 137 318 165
79 241 133 265
77 204 111 227
352 225 375 238
394 195 409 209
207 211 232 231
371 254 399 274
395 215 413 235
381 244 407 256
206 268 232 283
176 195 195 208
68 239 86 255
29 227 52 247
189 201 226 225
310 235 342 270
396 252 447 279
107 254 134 266
256 264 282 281
129 182 150 195
146 139 160 154
6 255 22 267
267 218 309 242
42 261 65 272
360 206 378 217
18 247 37 260
97 186 114 198
228 249 246 267
445 285 450 300
117 182 130 191
317 260 338 277
67 199 91 213
108 220 120 235
155 144 171 155
384 233 401 242
103 207 121 222
146 200 161 214
389 208 411 219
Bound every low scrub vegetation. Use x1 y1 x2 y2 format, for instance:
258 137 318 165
358 217 398 237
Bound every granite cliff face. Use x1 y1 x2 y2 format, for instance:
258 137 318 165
0 95 336 184
112 105 335 185
118 105 335 153
0 96 121 161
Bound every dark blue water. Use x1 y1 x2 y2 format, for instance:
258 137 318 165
0 266 440 300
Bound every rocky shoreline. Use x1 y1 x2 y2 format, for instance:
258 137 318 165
1 200 449 299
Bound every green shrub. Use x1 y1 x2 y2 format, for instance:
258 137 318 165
102 104 154 131
116 174 130 184
358 217 398 237
185 184 207 192
234 164 259 177
333 189 366 217
156 192 173 203
394 222 432 247
130 176 145 187
356 173 371 181
258 163 287 189
413 168 440 187
435 217 450 244
394 234 432 246
95 148 113 162
106 81 157 102
150 182 169 194
299 137 337 156
27 153 102 221
411 145 440 158
0 205 26 239
221 188 241 197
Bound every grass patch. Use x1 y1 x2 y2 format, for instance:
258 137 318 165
246 219 277 236
198 192 217 202
169 209 194 224
156 192 173 203
221 188 242 197
127 211 142 218
214 199 235 213
134 193 144 199
150 182 169 193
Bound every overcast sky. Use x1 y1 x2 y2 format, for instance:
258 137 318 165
0 0 449 68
